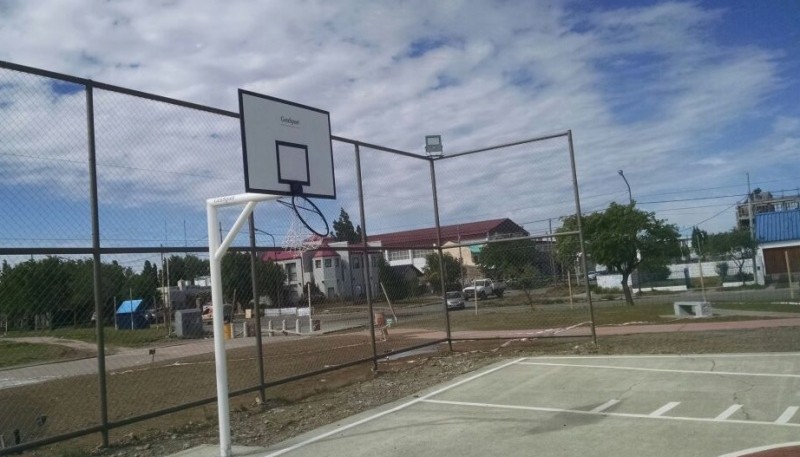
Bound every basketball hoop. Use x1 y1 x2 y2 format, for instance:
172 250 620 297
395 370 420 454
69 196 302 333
278 195 329 255
283 212 323 254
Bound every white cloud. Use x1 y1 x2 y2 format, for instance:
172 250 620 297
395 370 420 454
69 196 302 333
0 0 795 246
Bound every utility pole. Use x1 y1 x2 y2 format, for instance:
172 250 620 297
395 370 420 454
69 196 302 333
747 173 758 285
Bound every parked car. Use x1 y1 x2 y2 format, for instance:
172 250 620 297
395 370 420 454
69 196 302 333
445 291 465 310
201 303 233 323
463 278 506 299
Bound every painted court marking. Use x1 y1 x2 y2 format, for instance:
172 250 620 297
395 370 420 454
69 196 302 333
650 402 681 417
718 442 800 457
259 354 800 456
590 399 620 413
774 407 799 425
517 361 800 379
260 357 526 457
421 399 800 429
715 404 743 421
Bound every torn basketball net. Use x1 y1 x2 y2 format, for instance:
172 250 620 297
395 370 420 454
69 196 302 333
283 214 322 254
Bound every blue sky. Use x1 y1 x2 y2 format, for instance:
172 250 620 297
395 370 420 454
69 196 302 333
0 0 798 270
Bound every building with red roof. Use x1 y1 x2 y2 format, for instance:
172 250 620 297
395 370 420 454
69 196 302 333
259 218 529 303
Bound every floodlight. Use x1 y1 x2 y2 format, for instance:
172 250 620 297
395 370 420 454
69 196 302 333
425 135 443 157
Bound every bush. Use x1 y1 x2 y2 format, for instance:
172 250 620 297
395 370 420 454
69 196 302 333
732 272 754 282
715 262 729 282
690 276 721 288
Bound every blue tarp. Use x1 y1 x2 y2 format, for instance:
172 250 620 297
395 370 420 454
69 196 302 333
117 299 144 314
116 299 149 330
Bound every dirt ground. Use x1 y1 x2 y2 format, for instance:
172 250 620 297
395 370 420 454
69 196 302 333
11 326 800 457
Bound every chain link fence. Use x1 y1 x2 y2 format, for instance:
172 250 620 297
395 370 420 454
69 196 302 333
0 60 458 454
3 59 798 455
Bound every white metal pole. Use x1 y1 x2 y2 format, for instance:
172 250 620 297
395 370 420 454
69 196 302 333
205 193 278 457
307 282 312 332
207 201 232 457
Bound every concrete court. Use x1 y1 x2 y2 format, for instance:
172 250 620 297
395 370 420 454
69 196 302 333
217 353 800 457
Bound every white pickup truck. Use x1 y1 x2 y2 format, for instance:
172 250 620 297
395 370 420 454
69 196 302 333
462 278 505 299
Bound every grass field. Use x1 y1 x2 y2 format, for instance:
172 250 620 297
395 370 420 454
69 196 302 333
4 326 172 348
0 340 83 368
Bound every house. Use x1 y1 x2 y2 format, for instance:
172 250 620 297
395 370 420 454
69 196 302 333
367 218 529 277
262 238 383 303
157 279 210 311
259 218 532 302
736 189 800 231
755 209 800 284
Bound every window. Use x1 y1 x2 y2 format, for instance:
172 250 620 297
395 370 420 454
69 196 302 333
315 259 321 269
335 258 340 267
353 256 361 269
388 250 410 261
371 255 379 267
285 263 297 282
413 249 434 258
324 258 332 268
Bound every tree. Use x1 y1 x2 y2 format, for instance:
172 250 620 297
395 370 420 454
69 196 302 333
377 256 410 300
162 255 209 287
691 227 709 260
259 260 288 308
585 203 681 305
125 260 160 309
706 229 756 285
221 252 252 308
554 214 582 273
423 253 463 293
332 208 362 243
475 239 538 281
715 262 729 283
221 252 287 309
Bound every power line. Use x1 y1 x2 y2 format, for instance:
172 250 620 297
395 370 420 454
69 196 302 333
692 202 738 227
637 193 746 205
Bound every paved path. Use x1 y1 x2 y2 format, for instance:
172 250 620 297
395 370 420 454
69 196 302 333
3 314 800 390
0 335 301 389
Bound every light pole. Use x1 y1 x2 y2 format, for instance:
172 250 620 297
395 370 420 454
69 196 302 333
618 170 641 293
618 170 633 205
253 228 276 247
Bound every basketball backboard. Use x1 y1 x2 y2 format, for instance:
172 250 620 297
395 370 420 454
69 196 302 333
238 90 336 199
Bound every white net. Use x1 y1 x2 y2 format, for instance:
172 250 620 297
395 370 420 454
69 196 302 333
283 212 322 254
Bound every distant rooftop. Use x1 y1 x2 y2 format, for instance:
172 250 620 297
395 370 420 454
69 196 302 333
367 218 528 248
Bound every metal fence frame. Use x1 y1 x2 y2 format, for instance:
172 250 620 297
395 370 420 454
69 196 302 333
0 59 592 455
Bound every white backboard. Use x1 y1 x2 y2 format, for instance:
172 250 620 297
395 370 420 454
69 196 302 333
238 90 335 199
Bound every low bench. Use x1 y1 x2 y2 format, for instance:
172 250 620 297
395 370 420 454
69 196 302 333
673 301 712 318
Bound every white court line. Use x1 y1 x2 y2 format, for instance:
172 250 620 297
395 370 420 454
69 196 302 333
259 357 526 457
517 361 800 379
714 404 743 421
775 406 799 424
718 441 800 457
590 399 619 413
650 402 680 417
523 353 800 360
422 399 800 429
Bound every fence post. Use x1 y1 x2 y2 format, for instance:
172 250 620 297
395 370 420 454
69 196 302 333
86 83 110 447
786 250 795 300
567 130 597 345
248 215 267 404
429 159 453 351
354 144 379 370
